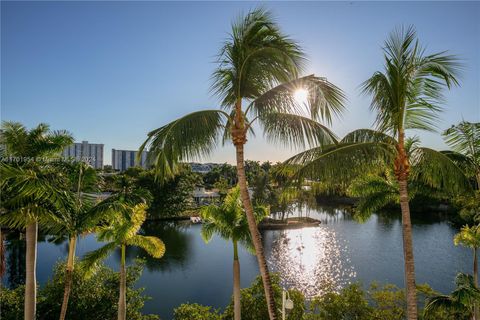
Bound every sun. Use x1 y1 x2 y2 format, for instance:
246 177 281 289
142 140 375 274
294 88 309 105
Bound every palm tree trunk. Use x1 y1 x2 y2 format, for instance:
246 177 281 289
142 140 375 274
398 178 418 320
118 244 127 320
59 236 77 320
394 132 417 320
25 221 38 320
235 142 277 320
233 240 241 320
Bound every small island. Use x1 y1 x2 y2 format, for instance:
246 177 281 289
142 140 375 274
259 217 321 230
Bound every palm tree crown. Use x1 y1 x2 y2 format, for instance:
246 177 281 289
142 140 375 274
200 187 268 249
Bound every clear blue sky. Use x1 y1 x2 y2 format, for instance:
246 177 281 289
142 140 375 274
2 1 479 165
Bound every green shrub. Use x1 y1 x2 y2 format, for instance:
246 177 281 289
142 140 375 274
0 284 24 320
173 303 222 320
222 274 305 320
0 260 158 320
307 283 371 320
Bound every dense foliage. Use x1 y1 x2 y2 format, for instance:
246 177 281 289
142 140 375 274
0 260 158 320
173 274 460 320
118 167 200 218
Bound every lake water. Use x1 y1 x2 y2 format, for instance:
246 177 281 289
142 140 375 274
3 203 473 320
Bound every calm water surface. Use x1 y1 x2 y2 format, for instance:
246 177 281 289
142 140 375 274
4 204 472 319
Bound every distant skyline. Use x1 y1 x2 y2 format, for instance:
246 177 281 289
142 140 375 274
2 1 479 165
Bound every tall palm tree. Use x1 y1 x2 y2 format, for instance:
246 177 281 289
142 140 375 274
286 26 462 319
201 187 268 320
0 121 73 320
424 273 480 320
54 161 125 320
82 203 165 320
139 9 345 318
454 224 480 320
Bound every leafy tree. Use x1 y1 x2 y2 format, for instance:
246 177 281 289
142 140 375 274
203 163 237 188
307 283 371 320
140 9 345 318
287 26 462 319
1 122 74 320
173 304 223 320
443 122 480 223
82 203 165 320
222 274 305 320
200 187 268 320
137 168 199 218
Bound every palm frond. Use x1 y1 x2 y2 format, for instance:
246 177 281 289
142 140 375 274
248 75 346 124
211 8 305 106
410 147 472 194
454 225 480 249
258 113 338 149
362 25 461 134
80 242 117 276
340 129 396 144
348 175 398 222
139 110 229 181
127 235 165 259
286 142 396 182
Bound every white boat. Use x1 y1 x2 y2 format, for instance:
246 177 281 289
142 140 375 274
190 216 202 224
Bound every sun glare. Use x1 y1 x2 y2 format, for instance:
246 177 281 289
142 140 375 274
294 88 309 105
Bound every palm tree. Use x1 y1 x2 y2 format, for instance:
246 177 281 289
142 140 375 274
343 135 466 222
55 161 125 320
424 273 480 320
454 224 480 319
286 26 462 319
443 122 480 223
139 9 345 318
0 121 73 320
82 202 165 320
200 187 268 320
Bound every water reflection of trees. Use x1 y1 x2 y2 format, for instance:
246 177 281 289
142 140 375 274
123 221 193 272
4 231 26 288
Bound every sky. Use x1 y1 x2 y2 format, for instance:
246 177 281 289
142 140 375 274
1 1 479 165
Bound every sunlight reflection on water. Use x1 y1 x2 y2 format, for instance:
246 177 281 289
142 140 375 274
266 226 355 298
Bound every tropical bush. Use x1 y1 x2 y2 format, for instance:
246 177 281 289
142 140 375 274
135 168 199 218
173 303 223 320
222 274 305 320
0 260 158 320
173 274 459 320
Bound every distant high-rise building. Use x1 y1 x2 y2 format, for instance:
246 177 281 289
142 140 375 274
112 149 148 172
62 141 104 169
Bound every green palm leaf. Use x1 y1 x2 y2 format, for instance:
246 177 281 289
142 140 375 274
286 142 396 182
410 147 472 194
139 110 230 180
348 175 398 222
127 235 165 259
258 112 338 149
211 8 305 107
80 242 117 275
248 74 346 123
